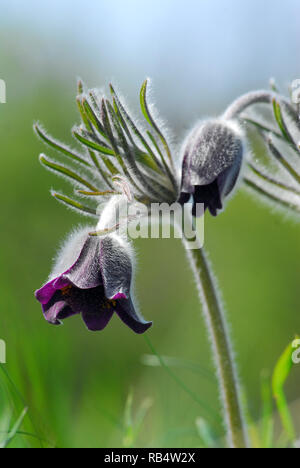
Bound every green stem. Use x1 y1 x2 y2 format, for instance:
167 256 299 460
182 221 248 448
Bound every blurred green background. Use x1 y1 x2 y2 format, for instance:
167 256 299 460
1 0 300 448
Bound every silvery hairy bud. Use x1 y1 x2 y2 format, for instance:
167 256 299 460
178 119 245 216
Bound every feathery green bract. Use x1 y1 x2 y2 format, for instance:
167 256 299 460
51 192 98 217
39 154 99 192
140 79 173 165
244 178 300 213
37 79 179 220
267 139 300 184
111 95 163 173
73 128 115 156
109 84 164 170
272 99 294 144
76 97 93 132
35 124 91 167
77 190 120 196
81 97 107 139
247 162 300 195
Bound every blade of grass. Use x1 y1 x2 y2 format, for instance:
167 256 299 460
272 340 297 444
143 335 221 425
260 371 274 448
0 365 43 448
195 417 217 448
1 407 28 448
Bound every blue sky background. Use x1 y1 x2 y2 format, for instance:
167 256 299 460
1 0 300 134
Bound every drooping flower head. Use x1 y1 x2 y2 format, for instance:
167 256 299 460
35 227 151 333
34 79 181 334
35 77 300 337
178 119 244 217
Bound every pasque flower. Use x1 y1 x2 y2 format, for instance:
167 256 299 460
35 227 151 333
178 119 244 217
35 77 300 447
34 79 179 334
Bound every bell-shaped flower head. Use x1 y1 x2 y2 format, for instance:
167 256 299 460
35 227 151 333
178 119 244 216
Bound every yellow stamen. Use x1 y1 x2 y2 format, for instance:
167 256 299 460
61 285 72 296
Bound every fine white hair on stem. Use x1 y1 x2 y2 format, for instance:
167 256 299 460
181 214 249 448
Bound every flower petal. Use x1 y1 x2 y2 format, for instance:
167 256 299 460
192 181 223 217
60 285 114 331
100 236 132 300
42 291 74 325
115 298 152 334
35 278 68 305
61 236 102 289
82 306 114 331
35 236 103 305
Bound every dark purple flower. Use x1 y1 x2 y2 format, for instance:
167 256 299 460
35 231 152 334
178 120 244 216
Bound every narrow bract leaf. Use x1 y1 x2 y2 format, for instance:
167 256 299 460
76 96 93 132
244 118 287 143
39 154 99 192
268 139 300 184
140 79 173 165
272 99 294 144
77 78 84 95
34 124 90 167
110 84 161 167
82 97 107 139
52 191 98 217
77 190 119 196
111 96 162 173
247 163 300 196
73 128 115 156
244 178 300 213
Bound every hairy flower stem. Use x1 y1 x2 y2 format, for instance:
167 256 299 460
182 221 248 448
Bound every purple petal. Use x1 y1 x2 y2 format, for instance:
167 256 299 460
115 298 152 334
42 291 74 325
82 307 114 331
62 236 102 289
62 285 114 331
112 292 127 300
100 236 132 300
35 277 67 305
35 236 103 306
